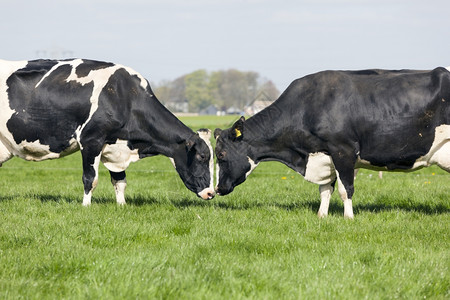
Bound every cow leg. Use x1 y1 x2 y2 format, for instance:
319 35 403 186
335 169 355 219
317 180 336 218
331 152 356 219
0 141 13 167
110 171 127 205
81 149 102 206
432 141 450 173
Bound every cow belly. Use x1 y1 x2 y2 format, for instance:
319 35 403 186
357 124 450 172
4 138 79 161
304 152 336 184
101 140 140 172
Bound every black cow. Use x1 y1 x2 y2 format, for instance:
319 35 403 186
0 59 215 205
214 68 450 218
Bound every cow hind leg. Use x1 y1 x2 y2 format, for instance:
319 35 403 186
81 149 102 206
331 153 356 219
110 171 127 205
336 172 355 219
431 141 450 173
317 180 336 218
0 141 13 167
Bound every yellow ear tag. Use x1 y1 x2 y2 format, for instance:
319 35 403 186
235 128 242 137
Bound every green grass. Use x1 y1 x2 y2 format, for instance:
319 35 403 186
0 116 449 299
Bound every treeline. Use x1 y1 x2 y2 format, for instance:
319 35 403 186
153 69 280 113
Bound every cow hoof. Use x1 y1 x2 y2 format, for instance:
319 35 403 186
317 211 328 218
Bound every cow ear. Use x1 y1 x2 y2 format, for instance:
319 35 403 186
186 139 195 152
230 116 245 141
197 128 211 140
214 128 222 139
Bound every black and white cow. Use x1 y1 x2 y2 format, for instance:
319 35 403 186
214 68 450 218
0 59 215 205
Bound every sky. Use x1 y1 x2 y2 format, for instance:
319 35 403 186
1 0 449 91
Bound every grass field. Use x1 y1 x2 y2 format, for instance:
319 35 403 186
0 116 449 299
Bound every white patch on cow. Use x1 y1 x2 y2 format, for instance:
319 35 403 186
197 129 214 189
120 65 149 90
304 152 336 185
0 60 28 157
415 125 450 171
6 138 79 162
215 162 220 190
245 157 259 178
169 157 176 169
101 139 140 172
18 140 57 160
65 59 92 85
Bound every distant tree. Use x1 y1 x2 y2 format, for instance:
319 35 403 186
152 80 171 104
184 70 213 112
210 69 259 110
154 69 280 113
258 80 279 101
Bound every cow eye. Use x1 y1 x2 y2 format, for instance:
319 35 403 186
216 151 226 161
196 153 207 162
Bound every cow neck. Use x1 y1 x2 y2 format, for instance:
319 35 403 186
130 95 194 158
244 102 306 170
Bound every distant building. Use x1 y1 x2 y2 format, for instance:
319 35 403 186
244 91 274 115
226 106 243 115
199 105 219 115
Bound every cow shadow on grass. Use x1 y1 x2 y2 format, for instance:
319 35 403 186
30 193 449 216
298 198 449 216
0 195 18 202
169 196 450 216
35 193 207 208
34 193 161 206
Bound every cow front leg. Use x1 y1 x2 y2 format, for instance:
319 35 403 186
81 151 102 206
317 180 336 218
110 171 127 205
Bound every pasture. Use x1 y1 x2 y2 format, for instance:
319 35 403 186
0 115 448 299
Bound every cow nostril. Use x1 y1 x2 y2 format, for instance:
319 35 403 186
207 191 215 199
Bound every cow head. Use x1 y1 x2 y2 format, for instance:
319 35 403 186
171 129 215 200
214 116 257 195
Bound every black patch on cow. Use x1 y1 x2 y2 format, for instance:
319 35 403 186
354 69 449 169
78 68 135 145
23 59 59 73
110 170 126 181
76 60 115 77
6 62 93 153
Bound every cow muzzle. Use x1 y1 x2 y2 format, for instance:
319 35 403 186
215 185 233 196
198 187 216 200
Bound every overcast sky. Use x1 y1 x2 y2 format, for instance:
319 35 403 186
2 0 449 91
